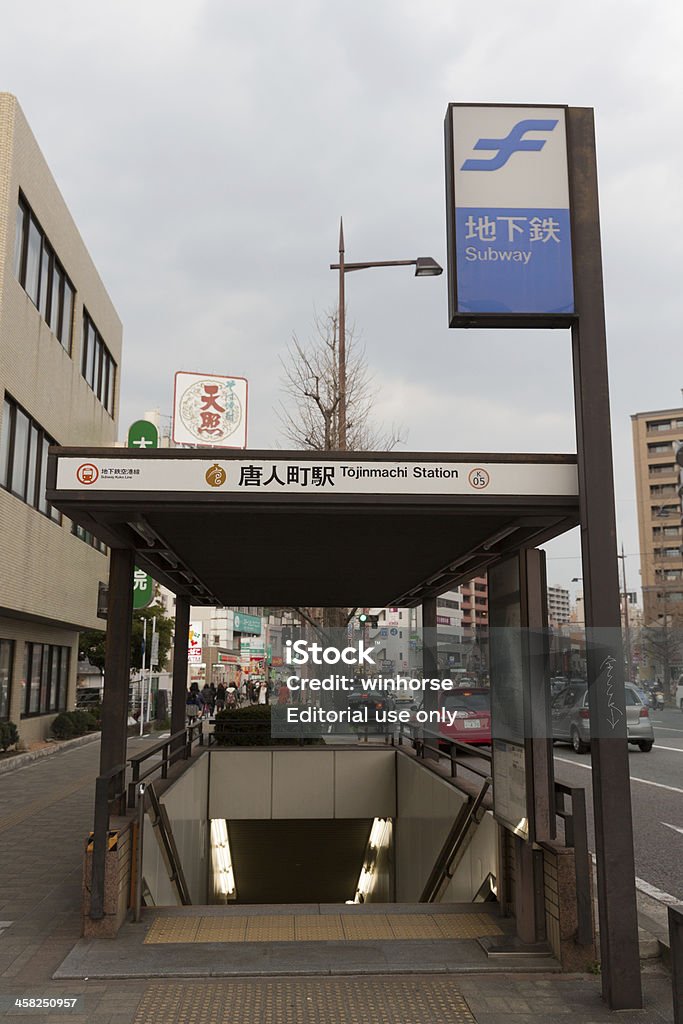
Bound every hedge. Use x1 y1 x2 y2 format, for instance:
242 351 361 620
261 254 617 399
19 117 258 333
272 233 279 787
51 709 100 740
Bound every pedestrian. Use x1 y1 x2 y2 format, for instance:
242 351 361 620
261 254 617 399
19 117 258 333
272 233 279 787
186 688 201 724
277 681 290 705
216 682 226 712
258 679 268 705
226 682 238 707
200 683 213 716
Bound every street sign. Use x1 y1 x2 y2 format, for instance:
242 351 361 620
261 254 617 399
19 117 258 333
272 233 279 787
188 621 203 664
233 611 261 635
150 631 160 668
132 568 154 609
127 420 159 449
445 104 575 327
173 372 248 448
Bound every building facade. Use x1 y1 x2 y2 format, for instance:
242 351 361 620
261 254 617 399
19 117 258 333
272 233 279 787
631 405 683 629
547 585 570 627
0 94 122 743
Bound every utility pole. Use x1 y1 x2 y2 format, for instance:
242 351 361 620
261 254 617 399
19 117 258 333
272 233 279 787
337 218 346 450
618 544 632 681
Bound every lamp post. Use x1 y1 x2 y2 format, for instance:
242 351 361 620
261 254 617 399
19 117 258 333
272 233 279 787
330 219 442 450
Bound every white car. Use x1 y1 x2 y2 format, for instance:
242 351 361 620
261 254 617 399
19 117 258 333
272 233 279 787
676 675 683 711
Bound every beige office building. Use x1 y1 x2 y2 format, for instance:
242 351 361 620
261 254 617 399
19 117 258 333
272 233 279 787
631 405 683 628
0 94 122 744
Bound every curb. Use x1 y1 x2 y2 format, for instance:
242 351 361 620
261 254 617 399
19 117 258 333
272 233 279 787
0 731 101 775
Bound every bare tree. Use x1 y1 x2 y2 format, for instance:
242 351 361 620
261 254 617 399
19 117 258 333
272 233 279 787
277 308 404 452
277 308 403 630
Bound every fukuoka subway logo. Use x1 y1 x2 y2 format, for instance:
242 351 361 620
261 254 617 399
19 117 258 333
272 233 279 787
461 118 558 172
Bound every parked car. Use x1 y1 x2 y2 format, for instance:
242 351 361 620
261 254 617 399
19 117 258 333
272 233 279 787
410 687 491 749
551 682 654 753
438 687 491 747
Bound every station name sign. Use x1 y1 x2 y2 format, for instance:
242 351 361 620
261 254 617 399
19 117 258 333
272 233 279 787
445 103 575 328
56 457 578 497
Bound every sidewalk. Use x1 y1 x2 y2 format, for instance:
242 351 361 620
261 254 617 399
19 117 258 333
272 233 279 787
0 736 676 1023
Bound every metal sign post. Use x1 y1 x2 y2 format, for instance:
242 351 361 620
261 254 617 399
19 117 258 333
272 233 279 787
445 103 642 1009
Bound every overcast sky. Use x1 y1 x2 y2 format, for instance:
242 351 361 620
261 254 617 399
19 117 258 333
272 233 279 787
3 0 682 597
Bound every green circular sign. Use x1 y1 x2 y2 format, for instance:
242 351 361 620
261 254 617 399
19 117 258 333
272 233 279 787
127 420 159 450
133 568 154 609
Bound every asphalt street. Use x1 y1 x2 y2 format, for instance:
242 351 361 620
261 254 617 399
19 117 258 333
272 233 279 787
553 705 683 901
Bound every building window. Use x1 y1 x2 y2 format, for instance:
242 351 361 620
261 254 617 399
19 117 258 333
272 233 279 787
655 547 681 560
71 521 107 554
21 643 69 718
81 311 116 415
648 442 673 455
647 420 672 432
0 639 13 720
0 395 60 522
14 194 75 353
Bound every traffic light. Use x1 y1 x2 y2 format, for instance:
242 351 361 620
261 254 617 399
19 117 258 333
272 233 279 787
358 613 379 629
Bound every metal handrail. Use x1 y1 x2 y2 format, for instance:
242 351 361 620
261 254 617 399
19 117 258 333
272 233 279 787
127 720 204 808
669 905 682 1024
412 731 592 945
421 776 492 903
89 762 126 920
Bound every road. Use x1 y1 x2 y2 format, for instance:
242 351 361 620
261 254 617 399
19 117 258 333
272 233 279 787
553 705 683 900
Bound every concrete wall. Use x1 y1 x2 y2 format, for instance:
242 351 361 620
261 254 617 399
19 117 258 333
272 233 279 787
143 752 210 906
144 749 501 910
442 808 498 903
395 753 469 902
208 748 397 820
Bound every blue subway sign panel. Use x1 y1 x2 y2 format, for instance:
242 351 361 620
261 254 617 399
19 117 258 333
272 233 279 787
445 104 575 327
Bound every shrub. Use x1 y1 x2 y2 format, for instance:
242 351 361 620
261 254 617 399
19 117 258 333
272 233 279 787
51 712 75 740
0 721 19 751
67 710 91 736
214 703 321 746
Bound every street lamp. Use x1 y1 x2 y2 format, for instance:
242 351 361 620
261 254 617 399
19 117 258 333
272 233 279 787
330 219 443 449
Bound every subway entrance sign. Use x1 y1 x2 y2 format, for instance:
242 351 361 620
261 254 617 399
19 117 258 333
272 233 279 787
445 104 575 327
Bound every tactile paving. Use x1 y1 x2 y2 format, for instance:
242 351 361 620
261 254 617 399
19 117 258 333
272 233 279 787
340 914 393 940
195 916 248 942
433 913 503 939
133 977 478 1023
387 913 444 939
143 911 503 944
144 917 200 944
294 914 346 941
245 914 295 941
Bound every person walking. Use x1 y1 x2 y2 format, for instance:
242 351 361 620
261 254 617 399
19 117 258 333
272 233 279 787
186 687 201 724
216 682 226 712
200 683 212 717
258 679 268 705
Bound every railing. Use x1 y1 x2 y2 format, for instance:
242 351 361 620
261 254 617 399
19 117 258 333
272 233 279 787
145 782 191 906
420 776 492 903
89 722 204 920
411 732 592 945
554 781 592 946
89 762 127 920
127 720 205 809
669 905 683 1024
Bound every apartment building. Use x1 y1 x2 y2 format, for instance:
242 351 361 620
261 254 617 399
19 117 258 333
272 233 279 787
631 405 683 628
0 94 122 743
547 585 570 627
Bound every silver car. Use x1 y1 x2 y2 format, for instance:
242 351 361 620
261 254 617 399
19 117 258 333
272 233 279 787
551 682 655 753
